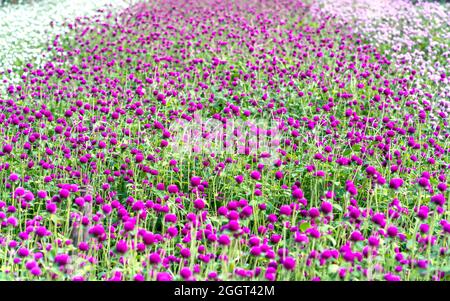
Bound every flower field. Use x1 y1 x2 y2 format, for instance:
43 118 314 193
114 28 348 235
0 0 449 281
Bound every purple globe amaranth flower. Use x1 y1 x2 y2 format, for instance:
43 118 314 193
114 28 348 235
14 187 25 197
250 170 261 181
292 188 304 199
437 183 447 192
228 220 240 232
25 260 36 270
417 260 428 269
431 194 446 206
419 224 430 234
2 144 13 154
180 267 192 279
24 192 34 202
30 267 42 276
9 173 19 182
167 184 179 194
279 205 292 216
79 242 89 251
190 176 202 187
275 171 284 180
282 257 296 270
149 252 161 264
46 203 57 214
194 198 205 210
235 175 244 184
116 240 128 254
368 236 380 247
442 221 450 234
54 254 69 266
218 234 231 246
417 206 429 220
389 178 404 190
157 272 173 281
320 201 333 214
366 166 376 175
418 177 430 188
345 181 358 195
309 208 320 219
387 226 398 238
164 213 177 224
17 248 30 257
350 231 364 242
384 274 401 281
59 189 70 198
73 276 85 281
37 190 47 199
180 248 191 258
250 246 262 256
372 212 386 227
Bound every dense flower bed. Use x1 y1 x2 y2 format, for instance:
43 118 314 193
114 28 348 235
0 0 448 281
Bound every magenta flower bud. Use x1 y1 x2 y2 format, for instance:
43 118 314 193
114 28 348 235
275 171 283 179
235 175 244 184
431 194 446 206
250 170 261 180
15 187 25 197
387 226 398 237
46 203 57 214
30 267 42 276
320 201 333 214
366 166 376 175
218 234 231 246
384 274 401 281
59 189 70 198
283 257 296 270
164 213 177 223
180 248 191 258
9 173 19 182
149 252 161 264
157 272 172 281
194 198 205 210
190 176 202 186
167 184 179 194
292 188 303 199
116 240 128 254
180 267 192 279
280 205 292 216
37 190 47 199
437 183 447 192
350 231 364 242
18 248 30 257
309 207 320 219
54 254 70 266
2 144 13 154
389 178 404 190
24 192 34 202
79 242 89 251
419 224 429 234
368 236 379 247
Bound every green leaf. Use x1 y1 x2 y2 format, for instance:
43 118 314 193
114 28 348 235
333 203 343 212
300 222 311 232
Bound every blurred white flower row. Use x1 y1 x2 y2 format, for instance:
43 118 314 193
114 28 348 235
313 0 450 128
0 0 129 86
